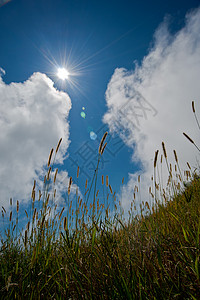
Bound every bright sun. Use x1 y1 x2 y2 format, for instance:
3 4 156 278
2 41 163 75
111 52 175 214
57 67 70 80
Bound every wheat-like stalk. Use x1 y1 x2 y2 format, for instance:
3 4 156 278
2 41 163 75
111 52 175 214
101 142 107 155
173 150 178 163
192 101 200 131
77 166 80 178
99 132 108 154
154 150 159 168
54 168 58 183
109 184 113 194
48 148 54 167
68 177 72 195
47 167 52 181
162 142 167 158
56 138 62 153
9 211 12 222
183 132 200 152
138 175 140 183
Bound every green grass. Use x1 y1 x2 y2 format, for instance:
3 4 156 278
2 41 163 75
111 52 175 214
0 106 200 299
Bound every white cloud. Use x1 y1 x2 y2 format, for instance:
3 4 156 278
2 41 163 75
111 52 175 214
104 7 200 210
0 71 71 208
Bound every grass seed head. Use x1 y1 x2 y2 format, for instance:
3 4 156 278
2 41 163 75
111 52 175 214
192 101 195 113
99 132 108 154
173 150 178 163
154 150 159 168
162 142 167 158
183 132 194 144
54 168 58 183
101 142 107 155
68 177 72 195
48 148 54 167
77 166 79 178
138 175 140 183
9 211 12 222
56 138 62 153
47 167 52 181
85 179 88 189
17 200 19 213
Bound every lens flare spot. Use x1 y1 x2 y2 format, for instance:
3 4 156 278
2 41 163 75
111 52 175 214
90 131 97 140
80 111 86 119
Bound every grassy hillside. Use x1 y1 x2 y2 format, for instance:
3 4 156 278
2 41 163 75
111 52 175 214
0 106 200 299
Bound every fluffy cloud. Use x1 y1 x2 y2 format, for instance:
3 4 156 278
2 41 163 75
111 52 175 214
104 7 200 209
0 71 71 208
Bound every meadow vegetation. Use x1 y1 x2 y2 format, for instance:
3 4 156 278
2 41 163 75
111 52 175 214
0 102 200 299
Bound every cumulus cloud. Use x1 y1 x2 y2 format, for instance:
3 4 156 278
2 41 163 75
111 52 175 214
0 71 71 208
104 7 200 209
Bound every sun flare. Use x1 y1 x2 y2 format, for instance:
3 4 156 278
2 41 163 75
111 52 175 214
57 67 70 80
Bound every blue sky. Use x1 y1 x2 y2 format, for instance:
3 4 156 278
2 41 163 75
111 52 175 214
1 0 200 219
